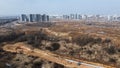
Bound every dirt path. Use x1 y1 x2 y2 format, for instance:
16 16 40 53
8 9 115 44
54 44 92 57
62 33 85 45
2 43 114 68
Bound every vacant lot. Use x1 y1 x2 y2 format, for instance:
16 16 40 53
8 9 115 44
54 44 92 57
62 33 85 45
0 22 120 68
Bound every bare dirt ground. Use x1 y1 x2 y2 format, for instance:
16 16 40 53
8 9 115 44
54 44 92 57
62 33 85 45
47 22 120 67
0 44 66 68
3 42 113 68
49 22 120 45
0 21 120 68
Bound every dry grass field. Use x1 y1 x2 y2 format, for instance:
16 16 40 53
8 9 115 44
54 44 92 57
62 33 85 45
0 21 120 68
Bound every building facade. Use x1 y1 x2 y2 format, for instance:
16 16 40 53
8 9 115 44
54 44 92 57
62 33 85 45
21 14 49 22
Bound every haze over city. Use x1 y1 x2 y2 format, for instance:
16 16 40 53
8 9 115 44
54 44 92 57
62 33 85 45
0 0 120 16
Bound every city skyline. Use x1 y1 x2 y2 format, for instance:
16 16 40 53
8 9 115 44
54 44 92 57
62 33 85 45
21 14 49 22
0 0 120 16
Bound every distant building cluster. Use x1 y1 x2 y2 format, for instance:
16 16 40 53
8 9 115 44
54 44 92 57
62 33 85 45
61 14 120 22
63 14 82 20
21 14 49 22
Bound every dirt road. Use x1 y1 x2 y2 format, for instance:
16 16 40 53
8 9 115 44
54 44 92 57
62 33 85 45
2 43 113 68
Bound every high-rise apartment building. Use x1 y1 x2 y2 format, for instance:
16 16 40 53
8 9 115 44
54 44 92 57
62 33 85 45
21 14 29 22
46 15 49 22
21 14 49 22
78 15 82 20
36 14 42 22
29 14 36 22
42 14 46 22
70 14 75 19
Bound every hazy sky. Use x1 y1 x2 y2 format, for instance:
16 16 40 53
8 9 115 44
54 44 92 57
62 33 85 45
0 0 120 16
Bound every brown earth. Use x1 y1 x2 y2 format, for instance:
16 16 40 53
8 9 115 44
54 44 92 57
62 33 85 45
0 21 120 68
